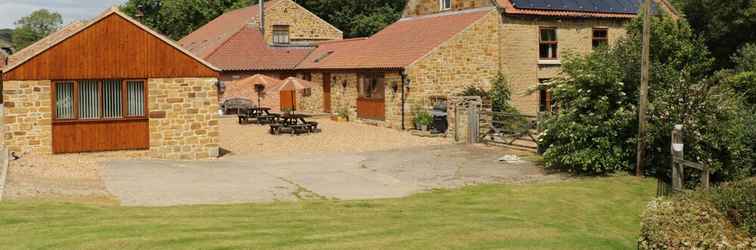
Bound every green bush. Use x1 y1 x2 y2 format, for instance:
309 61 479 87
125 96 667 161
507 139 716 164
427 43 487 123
639 196 755 249
539 15 754 178
414 110 432 127
706 179 756 236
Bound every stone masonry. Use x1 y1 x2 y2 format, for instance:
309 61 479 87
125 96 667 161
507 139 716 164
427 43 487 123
259 0 343 44
148 78 220 160
401 9 501 129
3 80 53 155
403 0 494 17
501 16 627 115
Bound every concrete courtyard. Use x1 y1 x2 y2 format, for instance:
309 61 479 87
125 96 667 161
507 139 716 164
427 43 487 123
103 144 553 206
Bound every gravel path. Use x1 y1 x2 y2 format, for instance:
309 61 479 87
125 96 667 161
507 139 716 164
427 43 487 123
218 117 448 158
2 151 145 202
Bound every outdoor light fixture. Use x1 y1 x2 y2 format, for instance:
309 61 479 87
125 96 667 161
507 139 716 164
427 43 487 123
342 80 348 88
671 124 684 153
391 81 399 93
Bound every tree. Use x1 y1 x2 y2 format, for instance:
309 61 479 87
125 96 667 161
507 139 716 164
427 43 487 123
12 9 63 50
121 0 406 40
540 16 753 180
121 0 249 40
675 0 756 69
293 0 405 37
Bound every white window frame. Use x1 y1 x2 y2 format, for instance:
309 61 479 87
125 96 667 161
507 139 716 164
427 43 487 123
440 0 452 10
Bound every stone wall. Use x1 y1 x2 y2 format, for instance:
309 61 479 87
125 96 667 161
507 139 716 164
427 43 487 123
262 0 343 44
403 0 494 17
3 80 53 154
147 78 220 160
501 15 627 115
402 9 501 129
297 73 325 114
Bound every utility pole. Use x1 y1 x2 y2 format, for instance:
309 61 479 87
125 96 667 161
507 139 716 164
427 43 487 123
637 0 652 177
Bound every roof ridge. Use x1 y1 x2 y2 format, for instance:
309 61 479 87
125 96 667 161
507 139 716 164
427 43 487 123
399 6 495 22
3 7 219 73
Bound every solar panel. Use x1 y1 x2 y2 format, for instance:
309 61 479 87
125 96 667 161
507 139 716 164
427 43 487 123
510 0 650 14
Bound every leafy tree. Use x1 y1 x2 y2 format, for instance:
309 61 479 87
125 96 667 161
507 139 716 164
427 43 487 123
293 0 405 37
121 0 249 40
540 16 753 179
675 0 756 69
11 9 62 50
732 43 756 73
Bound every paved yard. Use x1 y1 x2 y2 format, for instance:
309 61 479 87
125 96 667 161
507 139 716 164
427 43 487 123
103 144 557 206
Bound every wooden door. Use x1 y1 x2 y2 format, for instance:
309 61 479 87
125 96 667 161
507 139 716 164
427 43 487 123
357 98 385 121
323 73 332 113
280 90 296 111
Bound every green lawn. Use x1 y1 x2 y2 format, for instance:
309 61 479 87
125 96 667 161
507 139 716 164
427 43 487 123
0 176 654 249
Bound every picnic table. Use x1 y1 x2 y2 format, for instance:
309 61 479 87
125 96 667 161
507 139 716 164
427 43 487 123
239 107 275 124
270 113 319 135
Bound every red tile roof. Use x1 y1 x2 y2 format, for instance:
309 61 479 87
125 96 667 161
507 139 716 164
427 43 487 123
179 0 280 58
298 8 493 70
495 0 678 19
205 26 313 71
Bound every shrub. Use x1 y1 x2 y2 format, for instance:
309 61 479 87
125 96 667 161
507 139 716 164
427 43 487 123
706 179 756 236
639 196 755 249
540 15 754 178
414 110 432 127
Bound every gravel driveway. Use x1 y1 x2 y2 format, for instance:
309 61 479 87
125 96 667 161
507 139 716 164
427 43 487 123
103 144 559 206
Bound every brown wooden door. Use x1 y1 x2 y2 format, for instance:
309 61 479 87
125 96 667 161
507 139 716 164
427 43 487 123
323 73 332 113
280 90 296 111
357 98 385 121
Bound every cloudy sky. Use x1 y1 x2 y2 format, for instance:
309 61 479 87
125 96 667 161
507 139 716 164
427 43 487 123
0 0 126 29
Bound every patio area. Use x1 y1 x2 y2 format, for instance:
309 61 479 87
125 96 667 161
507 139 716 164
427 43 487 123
218 116 448 158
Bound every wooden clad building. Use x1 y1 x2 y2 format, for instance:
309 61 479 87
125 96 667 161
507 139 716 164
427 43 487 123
1 8 222 160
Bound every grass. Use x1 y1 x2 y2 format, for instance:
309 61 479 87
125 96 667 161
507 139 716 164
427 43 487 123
0 176 654 249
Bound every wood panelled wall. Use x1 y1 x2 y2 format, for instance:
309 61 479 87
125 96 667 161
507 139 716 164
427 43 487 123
52 119 150 153
3 14 218 81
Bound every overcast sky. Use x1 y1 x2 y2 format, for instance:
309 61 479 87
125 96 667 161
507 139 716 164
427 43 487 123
0 0 126 29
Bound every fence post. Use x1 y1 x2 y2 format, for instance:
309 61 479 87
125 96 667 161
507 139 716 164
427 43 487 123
671 125 684 191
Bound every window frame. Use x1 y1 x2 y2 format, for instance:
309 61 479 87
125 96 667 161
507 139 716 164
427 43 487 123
440 0 452 10
539 27 559 60
272 25 290 44
51 79 148 123
538 79 558 113
592 28 609 49
358 72 385 100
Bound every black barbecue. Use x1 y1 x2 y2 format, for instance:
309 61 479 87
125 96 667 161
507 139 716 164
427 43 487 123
430 102 448 134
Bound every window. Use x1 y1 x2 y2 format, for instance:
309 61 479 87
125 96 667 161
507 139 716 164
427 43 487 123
539 28 558 59
592 28 608 49
53 80 147 121
538 79 557 113
272 25 290 44
359 73 385 99
440 0 452 10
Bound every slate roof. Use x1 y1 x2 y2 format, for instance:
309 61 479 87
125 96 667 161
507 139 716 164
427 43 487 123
297 8 493 70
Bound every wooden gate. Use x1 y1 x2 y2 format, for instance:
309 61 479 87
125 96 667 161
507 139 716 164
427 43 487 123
478 111 539 150
323 73 332 113
280 90 296 111
357 98 385 120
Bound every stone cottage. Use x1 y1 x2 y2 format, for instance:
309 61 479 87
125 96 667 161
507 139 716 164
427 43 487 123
179 0 343 111
1 8 221 160
290 0 678 130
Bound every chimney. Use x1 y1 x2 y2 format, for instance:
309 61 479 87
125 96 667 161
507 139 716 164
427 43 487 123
259 0 265 33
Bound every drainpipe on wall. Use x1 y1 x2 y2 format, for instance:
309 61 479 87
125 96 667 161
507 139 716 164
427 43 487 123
259 0 265 33
400 70 408 130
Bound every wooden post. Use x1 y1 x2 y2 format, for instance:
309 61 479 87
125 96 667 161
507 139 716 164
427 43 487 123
636 0 653 176
671 125 684 191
